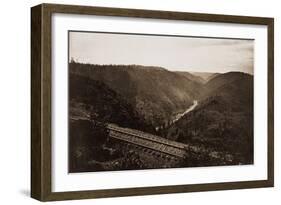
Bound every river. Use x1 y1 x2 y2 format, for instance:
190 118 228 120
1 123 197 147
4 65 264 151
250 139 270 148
155 100 198 131
172 100 198 124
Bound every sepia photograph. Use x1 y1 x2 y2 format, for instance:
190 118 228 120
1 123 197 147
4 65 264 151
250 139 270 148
68 31 254 173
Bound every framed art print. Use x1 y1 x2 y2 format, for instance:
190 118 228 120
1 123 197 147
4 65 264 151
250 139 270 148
31 3 274 201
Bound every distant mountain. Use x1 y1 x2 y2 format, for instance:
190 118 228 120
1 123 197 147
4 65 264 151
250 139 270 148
69 62 204 127
164 72 253 165
191 72 220 83
175 71 206 84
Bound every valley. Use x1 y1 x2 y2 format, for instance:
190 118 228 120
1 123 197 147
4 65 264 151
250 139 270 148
68 61 254 172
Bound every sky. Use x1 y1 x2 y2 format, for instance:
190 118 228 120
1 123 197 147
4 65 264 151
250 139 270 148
69 31 254 74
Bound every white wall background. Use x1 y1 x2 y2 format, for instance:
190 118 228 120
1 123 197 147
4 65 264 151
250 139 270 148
0 0 279 204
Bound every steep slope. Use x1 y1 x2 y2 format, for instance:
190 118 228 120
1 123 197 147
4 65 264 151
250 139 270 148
69 72 152 130
164 72 254 165
69 73 155 172
202 72 253 111
204 72 252 94
69 62 204 127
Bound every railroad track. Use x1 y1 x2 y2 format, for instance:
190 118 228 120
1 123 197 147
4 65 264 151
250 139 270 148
106 124 233 163
107 124 188 158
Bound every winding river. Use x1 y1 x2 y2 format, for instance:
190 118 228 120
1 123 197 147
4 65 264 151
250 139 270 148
172 100 198 124
155 100 198 131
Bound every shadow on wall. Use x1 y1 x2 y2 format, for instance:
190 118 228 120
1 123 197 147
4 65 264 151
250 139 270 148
19 189 30 197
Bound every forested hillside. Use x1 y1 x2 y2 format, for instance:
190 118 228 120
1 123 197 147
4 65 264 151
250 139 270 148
163 72 253 165
69 62 204 127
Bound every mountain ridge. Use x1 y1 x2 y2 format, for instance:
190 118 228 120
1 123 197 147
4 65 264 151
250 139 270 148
69 62 205 127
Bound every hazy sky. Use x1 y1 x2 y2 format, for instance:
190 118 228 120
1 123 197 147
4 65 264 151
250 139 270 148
69 31 254 74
